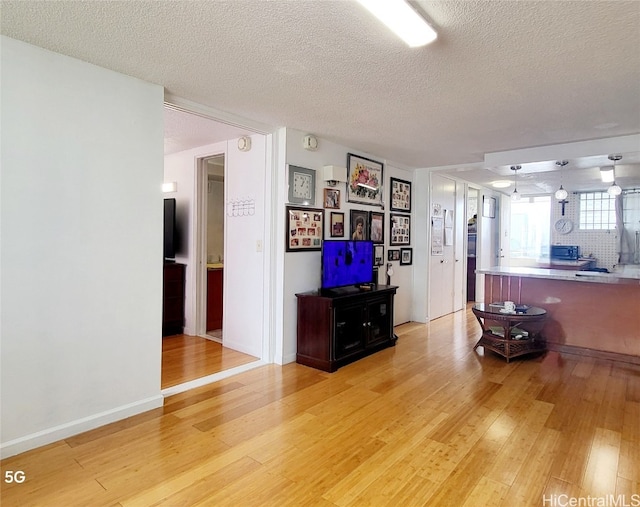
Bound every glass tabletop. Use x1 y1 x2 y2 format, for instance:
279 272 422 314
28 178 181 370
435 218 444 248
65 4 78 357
473 302 546 317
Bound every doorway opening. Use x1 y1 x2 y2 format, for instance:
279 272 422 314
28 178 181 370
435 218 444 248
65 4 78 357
202 154 225 342
467 188 478 301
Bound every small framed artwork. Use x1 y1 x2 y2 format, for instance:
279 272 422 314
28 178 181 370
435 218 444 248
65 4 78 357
323 188 340 209
286 206 324 252
482 196 496 218
390 213 411 246
347 153 383 207
390 177 411 213
350 209 369 241
288 165 316 206
400 247 413 266
369 211 384 244
388 249 400 261
330 212 345 237
374 244 385 266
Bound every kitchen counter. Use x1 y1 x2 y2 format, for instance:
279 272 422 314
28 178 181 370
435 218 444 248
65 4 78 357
476 266 640 362
477 265 640 285
207 263 224 270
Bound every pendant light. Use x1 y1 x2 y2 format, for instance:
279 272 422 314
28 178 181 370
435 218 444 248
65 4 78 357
607 155 622 196
554 160 568 200
511 165 522 201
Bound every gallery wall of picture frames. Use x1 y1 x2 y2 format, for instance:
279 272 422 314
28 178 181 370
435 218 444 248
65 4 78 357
284 154 416 265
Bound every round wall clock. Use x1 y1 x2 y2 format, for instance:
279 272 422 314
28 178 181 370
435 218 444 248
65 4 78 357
554 218 574 234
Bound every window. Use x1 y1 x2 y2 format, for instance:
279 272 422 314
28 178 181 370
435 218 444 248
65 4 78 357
578 192 616 230
510 196 551 260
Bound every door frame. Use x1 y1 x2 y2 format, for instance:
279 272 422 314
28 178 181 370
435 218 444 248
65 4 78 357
195 153 226 340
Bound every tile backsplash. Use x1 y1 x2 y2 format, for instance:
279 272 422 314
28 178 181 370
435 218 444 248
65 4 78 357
550 196 618 270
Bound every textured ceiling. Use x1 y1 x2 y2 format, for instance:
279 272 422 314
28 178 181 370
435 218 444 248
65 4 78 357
2 0 639 195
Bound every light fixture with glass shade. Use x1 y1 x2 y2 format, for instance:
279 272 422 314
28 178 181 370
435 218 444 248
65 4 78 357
511 165 521 201
600 166 615 183
554 160 568 200
607 155 622 196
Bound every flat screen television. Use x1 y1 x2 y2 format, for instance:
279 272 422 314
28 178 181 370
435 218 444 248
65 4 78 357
321 240 374 290
164 198 177 261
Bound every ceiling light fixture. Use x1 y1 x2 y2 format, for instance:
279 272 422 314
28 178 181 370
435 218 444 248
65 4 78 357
600 166 615 183
356 0 437 47
511 165 521 201
607 155 622 196
491 180 512 189
554 160 569 200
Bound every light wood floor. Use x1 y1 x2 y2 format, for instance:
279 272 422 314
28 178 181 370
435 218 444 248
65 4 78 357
162 334 259 389
2 308 639 506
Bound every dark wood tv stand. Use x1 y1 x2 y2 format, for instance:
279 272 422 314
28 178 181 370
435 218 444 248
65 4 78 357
163 262 185 336
295 285 398 372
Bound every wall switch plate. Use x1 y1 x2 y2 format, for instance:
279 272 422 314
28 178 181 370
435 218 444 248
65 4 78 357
256 240 263 252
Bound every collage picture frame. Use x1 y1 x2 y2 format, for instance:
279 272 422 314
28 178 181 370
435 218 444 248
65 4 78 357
390 177 412 213
390 213 411 246
286 206 324 252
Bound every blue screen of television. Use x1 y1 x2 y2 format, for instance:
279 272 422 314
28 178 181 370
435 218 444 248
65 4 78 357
321 240 374 289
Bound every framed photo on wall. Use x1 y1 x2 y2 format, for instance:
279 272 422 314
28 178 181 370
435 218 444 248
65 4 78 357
369 211 384 244
374 244 385 266
286 206 324 252
388 249 400 261
390 177 411 213
330 212 345 237
347 153 383 207
400 247 413 265
390 213 411 246
323 188 340 209
350 209 369 241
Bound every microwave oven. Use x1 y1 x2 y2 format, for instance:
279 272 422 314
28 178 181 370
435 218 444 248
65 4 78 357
551 245 580 261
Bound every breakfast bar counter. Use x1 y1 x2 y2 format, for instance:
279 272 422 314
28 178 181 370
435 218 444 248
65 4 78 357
476 266 640 362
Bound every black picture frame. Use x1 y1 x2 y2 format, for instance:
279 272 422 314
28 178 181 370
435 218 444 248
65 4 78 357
374 244 384 266
400 247 413 265
347 153 383 207
388 249 400 261
286 206 324 252
330 212 345 238
390 177 412 213
389 213 411 246
350 209 369 241
369 211 384 244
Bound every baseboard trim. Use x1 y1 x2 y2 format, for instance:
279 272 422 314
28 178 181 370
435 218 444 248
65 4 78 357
161 360 266 397
282 353 297 365
546 342 640 365
0 395 164 459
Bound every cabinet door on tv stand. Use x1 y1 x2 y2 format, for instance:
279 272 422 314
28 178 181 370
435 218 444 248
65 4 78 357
334 304 366 359
366 296 392 346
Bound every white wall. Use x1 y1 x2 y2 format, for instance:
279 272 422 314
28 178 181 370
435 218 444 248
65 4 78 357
224 134 268 357
280 129 413 364
1 37 165 457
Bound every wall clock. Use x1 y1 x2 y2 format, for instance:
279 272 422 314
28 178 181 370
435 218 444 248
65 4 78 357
554 218 574 235
288 165 316 205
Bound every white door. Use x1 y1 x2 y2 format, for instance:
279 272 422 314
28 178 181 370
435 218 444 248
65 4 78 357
452 180 465 311
429 173 458 320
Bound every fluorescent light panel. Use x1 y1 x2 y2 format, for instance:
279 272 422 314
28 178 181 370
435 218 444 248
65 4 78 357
356 0 437 47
